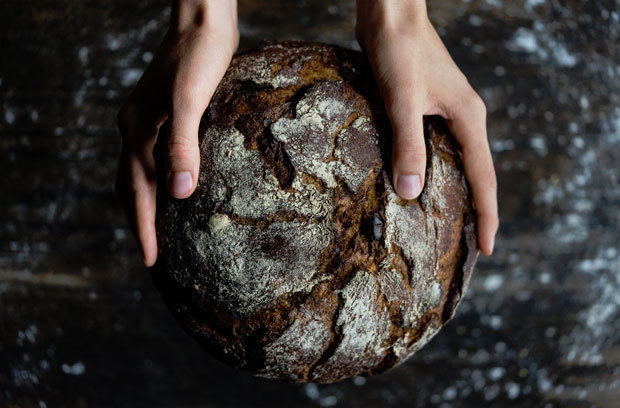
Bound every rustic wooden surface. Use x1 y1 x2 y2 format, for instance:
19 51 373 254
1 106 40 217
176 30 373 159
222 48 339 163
1 0 619 407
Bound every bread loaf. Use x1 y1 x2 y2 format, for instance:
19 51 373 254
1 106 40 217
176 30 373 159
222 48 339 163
151 41 479 384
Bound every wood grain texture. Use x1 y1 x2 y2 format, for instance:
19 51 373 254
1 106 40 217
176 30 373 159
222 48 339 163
1 0 619 407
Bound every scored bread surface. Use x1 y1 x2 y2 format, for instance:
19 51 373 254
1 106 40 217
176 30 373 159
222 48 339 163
152 41 479 384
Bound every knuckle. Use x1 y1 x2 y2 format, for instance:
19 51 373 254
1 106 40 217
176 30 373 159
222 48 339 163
463 89 487 117
401 150 428 164
168 138 196 155
394 138 427 162
168 138 198 165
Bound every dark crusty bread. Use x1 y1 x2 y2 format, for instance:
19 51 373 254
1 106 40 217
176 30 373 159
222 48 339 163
151 40 479 384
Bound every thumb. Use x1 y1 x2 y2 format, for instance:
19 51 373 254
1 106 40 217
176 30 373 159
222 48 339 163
165 36 234 199
386 91 427 200
167 94 202 199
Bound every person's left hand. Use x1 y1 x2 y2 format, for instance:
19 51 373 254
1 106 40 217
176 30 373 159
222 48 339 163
356 0 499 256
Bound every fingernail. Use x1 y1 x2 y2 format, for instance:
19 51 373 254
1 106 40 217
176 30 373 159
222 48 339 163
489 235 495 255
170 172 193 197
397 174 422 199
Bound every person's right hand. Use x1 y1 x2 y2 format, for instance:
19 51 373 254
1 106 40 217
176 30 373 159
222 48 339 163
355 0 498 256
116 0 239 267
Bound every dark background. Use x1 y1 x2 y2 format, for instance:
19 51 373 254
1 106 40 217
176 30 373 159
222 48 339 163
1 0 619 407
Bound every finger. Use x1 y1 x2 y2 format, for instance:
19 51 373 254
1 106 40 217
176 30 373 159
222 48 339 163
383 82 427 200
131 153 158 267
167 36 231 199
116 146 158 267
445 91 499 256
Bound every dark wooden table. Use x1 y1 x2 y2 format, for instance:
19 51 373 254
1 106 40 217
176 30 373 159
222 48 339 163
1 1 619 407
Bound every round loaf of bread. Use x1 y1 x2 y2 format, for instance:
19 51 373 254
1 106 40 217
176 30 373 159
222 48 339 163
151 41 479 384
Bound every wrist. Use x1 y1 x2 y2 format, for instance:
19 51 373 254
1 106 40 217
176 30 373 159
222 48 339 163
355 0 428 46
171 0 237 36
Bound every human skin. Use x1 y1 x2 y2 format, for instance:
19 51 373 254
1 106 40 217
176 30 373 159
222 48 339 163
116 0 499 267
355 0 498 256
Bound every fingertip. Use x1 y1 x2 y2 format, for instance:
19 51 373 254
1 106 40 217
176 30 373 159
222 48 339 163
479 226 496 256
480 239 493 256
142 246 157 268
139 226 158 267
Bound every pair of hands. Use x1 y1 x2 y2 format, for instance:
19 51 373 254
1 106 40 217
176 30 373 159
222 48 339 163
116 0 498 267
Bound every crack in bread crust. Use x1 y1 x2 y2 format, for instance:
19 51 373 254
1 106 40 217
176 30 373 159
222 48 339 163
152 40 479 384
